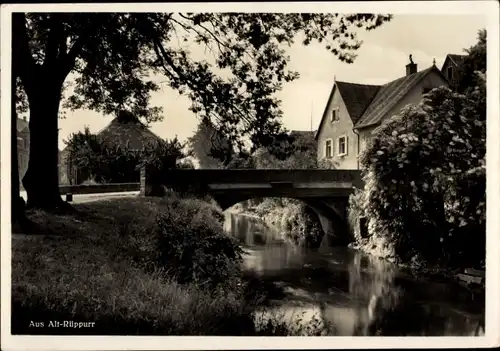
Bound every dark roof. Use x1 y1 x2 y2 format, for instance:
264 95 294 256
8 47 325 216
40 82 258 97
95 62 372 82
446 54 467 67
97 115 163 151
17 118 28 133
335 81 380 124
354 65 446 129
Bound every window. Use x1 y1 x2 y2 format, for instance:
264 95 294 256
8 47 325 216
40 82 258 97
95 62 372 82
337 136 348 156
447 66 453 80
325 139 333 158
330 108 339 123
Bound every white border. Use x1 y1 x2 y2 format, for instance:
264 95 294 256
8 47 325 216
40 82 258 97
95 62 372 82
1 1 499 350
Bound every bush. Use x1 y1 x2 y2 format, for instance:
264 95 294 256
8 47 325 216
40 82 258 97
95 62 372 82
357 75 486 268
153 196 244 289
113 193 243 290
64 127 190 185
347 188 365 242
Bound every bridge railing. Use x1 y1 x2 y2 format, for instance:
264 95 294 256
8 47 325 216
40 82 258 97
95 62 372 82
140 167 364 197
160 169 363 184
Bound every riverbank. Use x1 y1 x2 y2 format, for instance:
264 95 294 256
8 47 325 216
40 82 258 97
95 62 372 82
12 195 252 335
229 199 323 247
347 239 485 294
12 194 333 336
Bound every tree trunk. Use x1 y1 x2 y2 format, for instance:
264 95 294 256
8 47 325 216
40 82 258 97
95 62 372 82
22 79 65 210
11 76 26 225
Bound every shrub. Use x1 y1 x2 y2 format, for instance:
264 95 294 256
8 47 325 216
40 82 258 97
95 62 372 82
117 193 242 290
153 196 244 289
347 188 365 242
358 75 486 267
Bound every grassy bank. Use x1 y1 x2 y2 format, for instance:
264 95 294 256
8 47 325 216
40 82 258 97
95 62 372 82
12 195 256 335
12 194 331 335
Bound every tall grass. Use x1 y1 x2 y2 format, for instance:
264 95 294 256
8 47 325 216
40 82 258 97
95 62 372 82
12 194 337 335
11 195 253 335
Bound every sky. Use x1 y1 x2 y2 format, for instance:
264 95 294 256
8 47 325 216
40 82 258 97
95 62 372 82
56 14 486 150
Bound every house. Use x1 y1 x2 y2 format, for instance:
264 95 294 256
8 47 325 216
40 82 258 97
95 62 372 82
315 56 450 170
16 117 30 186
441 54 467 88
60 111 164 184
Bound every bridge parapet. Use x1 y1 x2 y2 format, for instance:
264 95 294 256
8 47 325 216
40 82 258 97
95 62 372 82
160 169 363 187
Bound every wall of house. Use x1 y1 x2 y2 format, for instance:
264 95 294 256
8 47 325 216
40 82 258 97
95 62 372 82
316 86 359 170
356 69 449 157
386 69 449 121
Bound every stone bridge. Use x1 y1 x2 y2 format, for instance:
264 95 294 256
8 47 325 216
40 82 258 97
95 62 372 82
141 168 364 245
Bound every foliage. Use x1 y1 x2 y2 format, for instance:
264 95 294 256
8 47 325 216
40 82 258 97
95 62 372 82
347 188 365 242
15 12 392 146
358 74 486 267
225 151 256 169
251 199 324 248
146 13 392 153
251 130 323 169
137 136 189 173
64 127 138 184
14 12 391 208
11 196 255 335
152 195 244 289
187 117 232 168
64 126 189 184
456 29 486 94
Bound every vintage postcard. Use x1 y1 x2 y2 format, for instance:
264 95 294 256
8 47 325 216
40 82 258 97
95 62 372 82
1 1 499 350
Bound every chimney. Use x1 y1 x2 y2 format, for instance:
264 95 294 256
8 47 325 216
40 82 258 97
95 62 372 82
406 54 417 76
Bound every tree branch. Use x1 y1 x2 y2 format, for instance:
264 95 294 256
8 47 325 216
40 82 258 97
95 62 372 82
12 13 37 88
59 35 85 78
43 14 65 69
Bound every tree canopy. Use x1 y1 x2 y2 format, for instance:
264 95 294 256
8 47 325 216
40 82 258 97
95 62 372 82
187 117 232 169
456 29 486 93
13 12 392 208
17 12 393 142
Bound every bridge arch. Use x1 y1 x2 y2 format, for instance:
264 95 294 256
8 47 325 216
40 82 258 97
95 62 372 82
141 168 363 246
216 195 353 246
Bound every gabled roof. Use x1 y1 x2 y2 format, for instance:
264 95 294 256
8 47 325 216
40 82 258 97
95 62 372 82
444 54 467 69
354 65 448 129
314 63 450 138
314 82 380 139
335 82 380 124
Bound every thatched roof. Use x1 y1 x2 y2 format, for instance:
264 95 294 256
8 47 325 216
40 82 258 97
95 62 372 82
96 111 163 151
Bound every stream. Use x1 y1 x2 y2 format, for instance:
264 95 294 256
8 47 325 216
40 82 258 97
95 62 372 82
223 211 485 336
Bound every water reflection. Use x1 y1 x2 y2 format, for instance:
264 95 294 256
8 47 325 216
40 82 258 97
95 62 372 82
224 211 485 336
